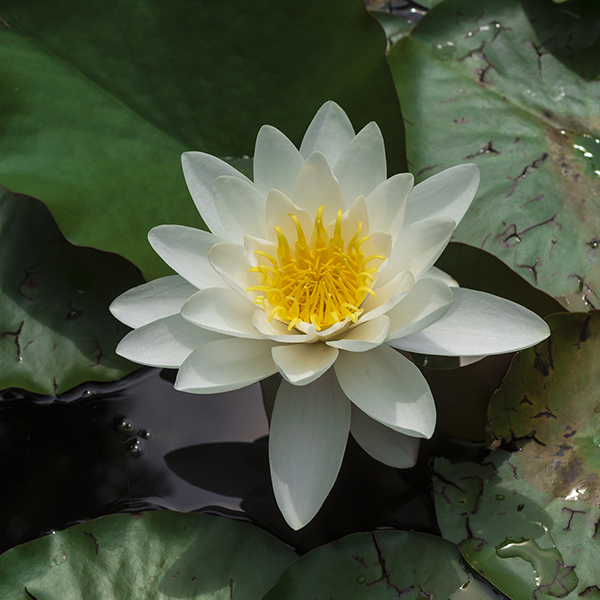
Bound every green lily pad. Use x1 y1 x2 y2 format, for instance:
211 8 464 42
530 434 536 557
434 311 600 599
263 529 499 599
0 0 405 280
0 187 142 394
370 11 413 48
389 0 600 307
0 511 297 599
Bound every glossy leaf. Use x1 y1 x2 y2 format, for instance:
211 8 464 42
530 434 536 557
0 188 141 394
0 511 297 600
0 0 404 280
263 529 500 599
389 0 600 306
434 311 600 599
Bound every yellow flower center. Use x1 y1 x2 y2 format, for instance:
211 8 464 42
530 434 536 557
247 206 385 331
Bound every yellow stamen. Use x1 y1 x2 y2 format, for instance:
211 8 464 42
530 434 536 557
247 206 387 331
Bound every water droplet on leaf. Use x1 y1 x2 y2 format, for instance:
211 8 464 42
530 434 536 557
496 537 578 595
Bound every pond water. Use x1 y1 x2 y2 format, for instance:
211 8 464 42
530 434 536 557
0 366 488 555
1 366 511 597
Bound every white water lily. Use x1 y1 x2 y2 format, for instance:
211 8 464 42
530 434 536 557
110 102 550 530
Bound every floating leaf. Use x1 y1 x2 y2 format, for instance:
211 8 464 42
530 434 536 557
434 311 600 599
0 188 141 394
263 529 500 599
0 0 404 280
0 511 297 600
389 0 600 306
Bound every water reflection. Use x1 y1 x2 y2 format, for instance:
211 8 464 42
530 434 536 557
0 366 478 555
0 368 267 554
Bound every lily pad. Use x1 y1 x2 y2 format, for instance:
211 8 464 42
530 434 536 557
0 187 142 394
0 511 297 599
434 311 600 599
263 529 500 599
389 0 600 306
0 0 404 280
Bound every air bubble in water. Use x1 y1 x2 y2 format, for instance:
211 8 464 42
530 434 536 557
115 417 133 433
126 437 144 457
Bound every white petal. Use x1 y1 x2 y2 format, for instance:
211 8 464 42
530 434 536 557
175 338 278 394
181 152 251 240
386 278 454 341
292 152 346 221
254 125 304 197
350 404 420 468
148 225 227 290
272 343 339 386
333 122 386 205
116 314 224 368
181 288 262 339
365 173 413 242
269 370 350 530
334 345 436 438
297 319 351 338
213 176 268 243
359 270 415 323
208 242 254 297
265 189 313 246
390 288 551 356
422 266 459 288
243 234 278 268
110 275 197 329
299 101 355 167
404 164 480 227
377 218 455 287
359 230 392 271
327 315 390 352
331 195 369 241
252 310 317 343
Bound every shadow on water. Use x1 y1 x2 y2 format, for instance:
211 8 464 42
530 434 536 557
0 368 267 554
0 366 489 556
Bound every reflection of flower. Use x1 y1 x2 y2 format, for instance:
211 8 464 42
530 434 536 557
111 102 550 529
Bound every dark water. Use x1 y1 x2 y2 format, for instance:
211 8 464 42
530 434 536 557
0 366 450 553
0 368 267 553
0 366 509 596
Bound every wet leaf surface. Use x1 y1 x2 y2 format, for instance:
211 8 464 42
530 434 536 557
389 0 600 306
434 311 600 599
0 511 297 600
262 529 501 599
0 0 404 280
0 188 142 394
